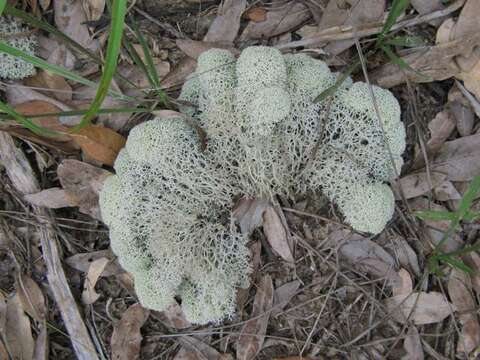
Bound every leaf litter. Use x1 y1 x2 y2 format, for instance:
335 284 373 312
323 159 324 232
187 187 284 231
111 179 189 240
3 0 480 358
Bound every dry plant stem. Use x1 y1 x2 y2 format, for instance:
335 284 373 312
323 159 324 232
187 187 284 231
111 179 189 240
0 132 99 360
276 0 465 50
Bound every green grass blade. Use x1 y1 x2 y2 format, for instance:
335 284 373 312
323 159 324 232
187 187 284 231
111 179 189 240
377 0 410 45
0 107 151 121
0 0 6 15
381 44 432 81
413 210 457 221
0 100 57 136
455 175 480 223
314 60 360 103
123 37 155 88
72 0 128 131
0 41 131 101
130 18 167 104
440 256 474 274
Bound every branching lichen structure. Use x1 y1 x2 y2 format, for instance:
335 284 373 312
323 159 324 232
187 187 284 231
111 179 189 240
100 46 406 324
0 16 36 79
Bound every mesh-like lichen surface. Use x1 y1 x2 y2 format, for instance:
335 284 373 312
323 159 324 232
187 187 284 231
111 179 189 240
100 46 405 324
0 16 36 79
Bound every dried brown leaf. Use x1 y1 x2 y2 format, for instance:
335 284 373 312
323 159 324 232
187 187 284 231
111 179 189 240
66 250 121 277
13 100 72 142
372 33 480 88
82 0 105 21
24 188 71 209
155 303 191 329
430 133 480 182
393 171 447 199
70 124 126 166
57 159 112 219
337 230 399 285
204 0 246 43
411 0 444 15
246 7 267 22
5 294 35 360
232 198 269 235
385 292 455 325
448 268 480 354
54 0 99 54
262 206 294 262
111 304 149 360
384 235 421 276
16 274 46 321
81 257 109 304
161 57 197 90
176 39 238 60
117 60 170 98
237 275 274 360
463 252 480 294
24 70 73 103
392 268 413 297
403 326 424 360
434 181 462 201
450 101 475 136
240 2 310 40
314 0 386 55
272 280 301 316
175 336 233 360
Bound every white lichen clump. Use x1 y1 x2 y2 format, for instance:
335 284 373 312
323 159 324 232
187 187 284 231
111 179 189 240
0 16 36 79
100 46 405 324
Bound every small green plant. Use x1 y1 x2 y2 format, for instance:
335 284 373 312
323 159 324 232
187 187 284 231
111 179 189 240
414 175 480 276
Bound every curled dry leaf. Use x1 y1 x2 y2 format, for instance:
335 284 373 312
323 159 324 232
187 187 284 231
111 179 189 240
447 268 480 354
57 159 112 220
70 124 126 166
385 291 455 325
403 326 424 360
81 257 110 305
16 274 46 322
263 206 294 262
66 250 122 277
5 294 35 360
392 171 447 200
111 304 149 360
175 336 233 360
240 2 311 40
372 33 480 88
24 188 71 209
203 0 246 43
430 133 480 182
434 181 462 201
237 274 274 360
450 101 475 137
392 268 413 297
335 230 400 285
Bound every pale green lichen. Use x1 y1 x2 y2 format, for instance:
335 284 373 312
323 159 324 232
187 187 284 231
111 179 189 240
0 16 36 79
100 46 406 324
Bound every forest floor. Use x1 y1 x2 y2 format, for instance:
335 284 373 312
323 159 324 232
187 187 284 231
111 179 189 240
2 0 480 359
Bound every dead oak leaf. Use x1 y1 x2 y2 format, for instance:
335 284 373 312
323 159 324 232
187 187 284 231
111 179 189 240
70 124 126 166
111 303 149 360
